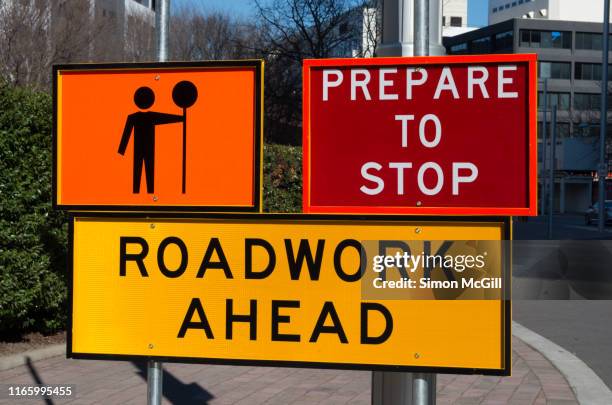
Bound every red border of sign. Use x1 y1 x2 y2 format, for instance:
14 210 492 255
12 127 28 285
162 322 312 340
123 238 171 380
302 54 538 216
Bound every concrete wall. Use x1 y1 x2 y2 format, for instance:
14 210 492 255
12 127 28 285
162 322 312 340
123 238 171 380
443 0 467 27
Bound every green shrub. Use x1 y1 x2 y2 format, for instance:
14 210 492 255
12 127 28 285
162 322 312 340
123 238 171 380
263 143 302 213
0 82 68 334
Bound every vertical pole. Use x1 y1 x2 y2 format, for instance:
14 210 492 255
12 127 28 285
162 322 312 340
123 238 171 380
414 0 429 56
548 107 557 239
541 79 548 217
412 373 436 405
148 1 169 403
156 0 170 62
182 107 187 194
411 3 436 404
147 360 162 405
374 2 438 405
599 0 610 233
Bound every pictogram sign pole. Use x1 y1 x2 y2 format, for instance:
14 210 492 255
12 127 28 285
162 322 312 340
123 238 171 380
148 0 170 404
147 360 163 405
182 107 187 194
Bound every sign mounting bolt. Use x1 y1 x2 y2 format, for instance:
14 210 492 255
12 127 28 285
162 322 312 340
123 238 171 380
414 353 420 359
155 75 160 81
415 227 421 234
153 196 158 202
150 224 155 229
148 343 154 349
416 201 422 206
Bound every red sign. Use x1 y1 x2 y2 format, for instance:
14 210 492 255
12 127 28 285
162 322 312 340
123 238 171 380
303 55 537 215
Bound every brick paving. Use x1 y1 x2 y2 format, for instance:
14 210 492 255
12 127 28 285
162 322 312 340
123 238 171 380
0 337 577 404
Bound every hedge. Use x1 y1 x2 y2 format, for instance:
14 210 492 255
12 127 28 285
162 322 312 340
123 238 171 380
0 82 68 334
0 82 303 335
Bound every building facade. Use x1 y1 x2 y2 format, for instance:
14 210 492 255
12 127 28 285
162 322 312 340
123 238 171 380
489 0 611 26
445 18 612 213
443 0 468 28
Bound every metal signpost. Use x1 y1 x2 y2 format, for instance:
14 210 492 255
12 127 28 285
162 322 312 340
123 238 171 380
412 2 436 403
150 1 171 398
599 0 610 233
541 79 548 218
548 107 557 239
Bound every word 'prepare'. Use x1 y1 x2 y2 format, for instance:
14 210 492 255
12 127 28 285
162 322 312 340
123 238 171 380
320 65 521 198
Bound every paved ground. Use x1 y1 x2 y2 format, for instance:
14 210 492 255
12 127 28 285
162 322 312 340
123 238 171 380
0 337 577 405
514 300 612 392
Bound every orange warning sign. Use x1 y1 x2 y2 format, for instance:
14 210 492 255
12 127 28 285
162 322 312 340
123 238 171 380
53 61 263 211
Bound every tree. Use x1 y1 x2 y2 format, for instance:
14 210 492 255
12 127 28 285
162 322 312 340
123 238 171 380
170 5 253 61
251 0 375 144
0 0 156 90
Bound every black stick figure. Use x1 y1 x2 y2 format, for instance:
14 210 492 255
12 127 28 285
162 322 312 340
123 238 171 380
118 87 184 194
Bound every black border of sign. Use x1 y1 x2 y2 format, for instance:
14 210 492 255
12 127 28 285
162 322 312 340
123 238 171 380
52 60 264 212
67 213 512 376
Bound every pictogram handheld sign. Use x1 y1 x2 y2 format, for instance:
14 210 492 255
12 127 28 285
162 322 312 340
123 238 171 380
69 213 510 375
53 61 263 211
303 55 537 215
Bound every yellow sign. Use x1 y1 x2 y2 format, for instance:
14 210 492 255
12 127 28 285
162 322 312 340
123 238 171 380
70 214 510 375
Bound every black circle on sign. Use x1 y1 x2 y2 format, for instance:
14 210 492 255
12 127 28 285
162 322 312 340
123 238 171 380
172 81 198 109
134 86 155 109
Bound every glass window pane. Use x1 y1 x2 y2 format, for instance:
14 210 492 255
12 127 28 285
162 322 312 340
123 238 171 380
560 63 570 79
531 30 541 47
541 31 552 48
575 32 584 49
538 92 545 109
562 32 572 48
574 94 586 110
592 34 602 50
540 62 551 78
593 64 602 80
592 94 601 110
520 30 530 46
559 93 570 110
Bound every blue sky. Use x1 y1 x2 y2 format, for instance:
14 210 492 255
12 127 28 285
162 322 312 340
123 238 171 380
175 0 489 27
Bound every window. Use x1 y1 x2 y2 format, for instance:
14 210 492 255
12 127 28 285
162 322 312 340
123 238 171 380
539 61 571 79
574 93 601 110
512 1 517 6
442 16 446 26
575 32 612 50
493 7 497 13
538 92 570 110
449 42 468 55
575 63 612 81
471 36 492 53
574 93 612 110
520 30 571 48
450 17 462 27
505 4 510 9
494 31 513 51
537 122 570 139
575 124 601 138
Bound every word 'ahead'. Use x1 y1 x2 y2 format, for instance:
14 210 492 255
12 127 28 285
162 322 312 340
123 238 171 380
303 54 537 215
